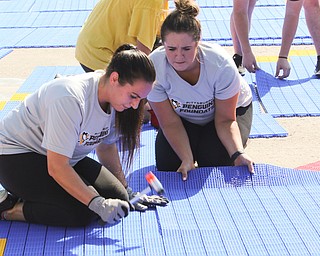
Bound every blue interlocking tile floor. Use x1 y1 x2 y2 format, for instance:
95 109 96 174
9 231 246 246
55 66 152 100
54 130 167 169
2 164 320 256
255 57 320 117
0 0 313 48
1 1 320 255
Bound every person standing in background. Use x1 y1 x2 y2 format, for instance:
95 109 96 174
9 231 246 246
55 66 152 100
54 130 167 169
76 0 169 124
230 0 259 75
275 0 320 79
75 0 168 72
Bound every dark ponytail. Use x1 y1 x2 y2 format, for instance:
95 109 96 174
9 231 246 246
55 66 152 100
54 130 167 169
106 44 155 169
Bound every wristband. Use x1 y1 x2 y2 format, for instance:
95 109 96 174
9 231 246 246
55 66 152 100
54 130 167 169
278 56 288 59
230 150 244 162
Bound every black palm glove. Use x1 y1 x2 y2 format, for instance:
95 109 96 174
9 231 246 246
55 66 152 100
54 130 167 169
126 187 169 212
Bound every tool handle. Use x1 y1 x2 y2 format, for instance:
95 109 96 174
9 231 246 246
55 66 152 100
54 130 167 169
129 186 151 204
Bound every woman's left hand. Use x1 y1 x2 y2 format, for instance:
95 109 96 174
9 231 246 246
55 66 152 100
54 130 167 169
177 161 196 181
234 153 255 174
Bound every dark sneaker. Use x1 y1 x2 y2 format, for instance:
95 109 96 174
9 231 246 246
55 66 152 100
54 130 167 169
233 54 246 76
315 58 320 77
54 73 63 79
0 190 18 219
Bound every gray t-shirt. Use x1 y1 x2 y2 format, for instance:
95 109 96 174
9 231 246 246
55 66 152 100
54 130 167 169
147 42 252 125
0 71 118 166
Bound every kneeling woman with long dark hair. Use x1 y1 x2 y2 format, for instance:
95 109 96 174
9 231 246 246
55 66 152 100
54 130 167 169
0 44 155 226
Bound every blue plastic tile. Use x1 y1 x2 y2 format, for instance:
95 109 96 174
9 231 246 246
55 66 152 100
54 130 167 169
24 224 47 256
256 62 320 117
0 12 39 28
0 28 35 48
0 101 21 119
32 0 99 12
102 221 125 255
0 221 11 238
0 0 35 13
43 226 66 255
0 49 12 59
199 5 310 46
60 227 85 256
32 11 89 28
83 224 105 256
3 163 320 255
17 66 84 93
5 222 30 255
140 211 166 256
250 113 288 138
161 229 187 255
14 27 81 48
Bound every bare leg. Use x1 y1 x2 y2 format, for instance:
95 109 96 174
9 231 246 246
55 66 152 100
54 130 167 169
230 11 242 55
304 0 320 55
247 0 257 33
230 0 257 55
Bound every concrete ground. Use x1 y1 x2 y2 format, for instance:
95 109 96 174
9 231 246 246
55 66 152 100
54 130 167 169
0 45 319 169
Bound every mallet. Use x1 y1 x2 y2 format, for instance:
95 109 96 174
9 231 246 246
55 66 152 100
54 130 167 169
129 171 165 204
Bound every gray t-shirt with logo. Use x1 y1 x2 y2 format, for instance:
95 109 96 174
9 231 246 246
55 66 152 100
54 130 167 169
0 71 118 166
147 42 252 126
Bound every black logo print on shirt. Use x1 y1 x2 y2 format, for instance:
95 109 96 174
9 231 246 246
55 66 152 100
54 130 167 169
79 127 110 146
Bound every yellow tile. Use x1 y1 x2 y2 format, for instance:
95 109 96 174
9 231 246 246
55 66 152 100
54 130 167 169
0 101 6 111
10 93 29 101
0 238 6 256
256 56 279 62
256 49 316 63
289 49 317 56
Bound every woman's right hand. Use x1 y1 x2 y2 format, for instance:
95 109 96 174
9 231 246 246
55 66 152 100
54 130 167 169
177 161 196 181
275 58 291 79
88 196 129 224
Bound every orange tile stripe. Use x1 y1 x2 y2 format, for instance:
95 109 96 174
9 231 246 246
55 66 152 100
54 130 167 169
256 49 317 63
0 101 5 111
0 238 6 256
0 93 29 111
10 93 29 101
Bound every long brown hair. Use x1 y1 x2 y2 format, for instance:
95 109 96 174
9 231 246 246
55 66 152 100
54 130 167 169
106 44 155 169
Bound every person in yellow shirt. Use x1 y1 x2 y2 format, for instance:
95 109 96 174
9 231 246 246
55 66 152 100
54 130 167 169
76 0 168 72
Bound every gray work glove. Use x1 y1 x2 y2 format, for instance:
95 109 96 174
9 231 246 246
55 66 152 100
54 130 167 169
88 196 129 224
126 187 169 212
138 194 169 207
